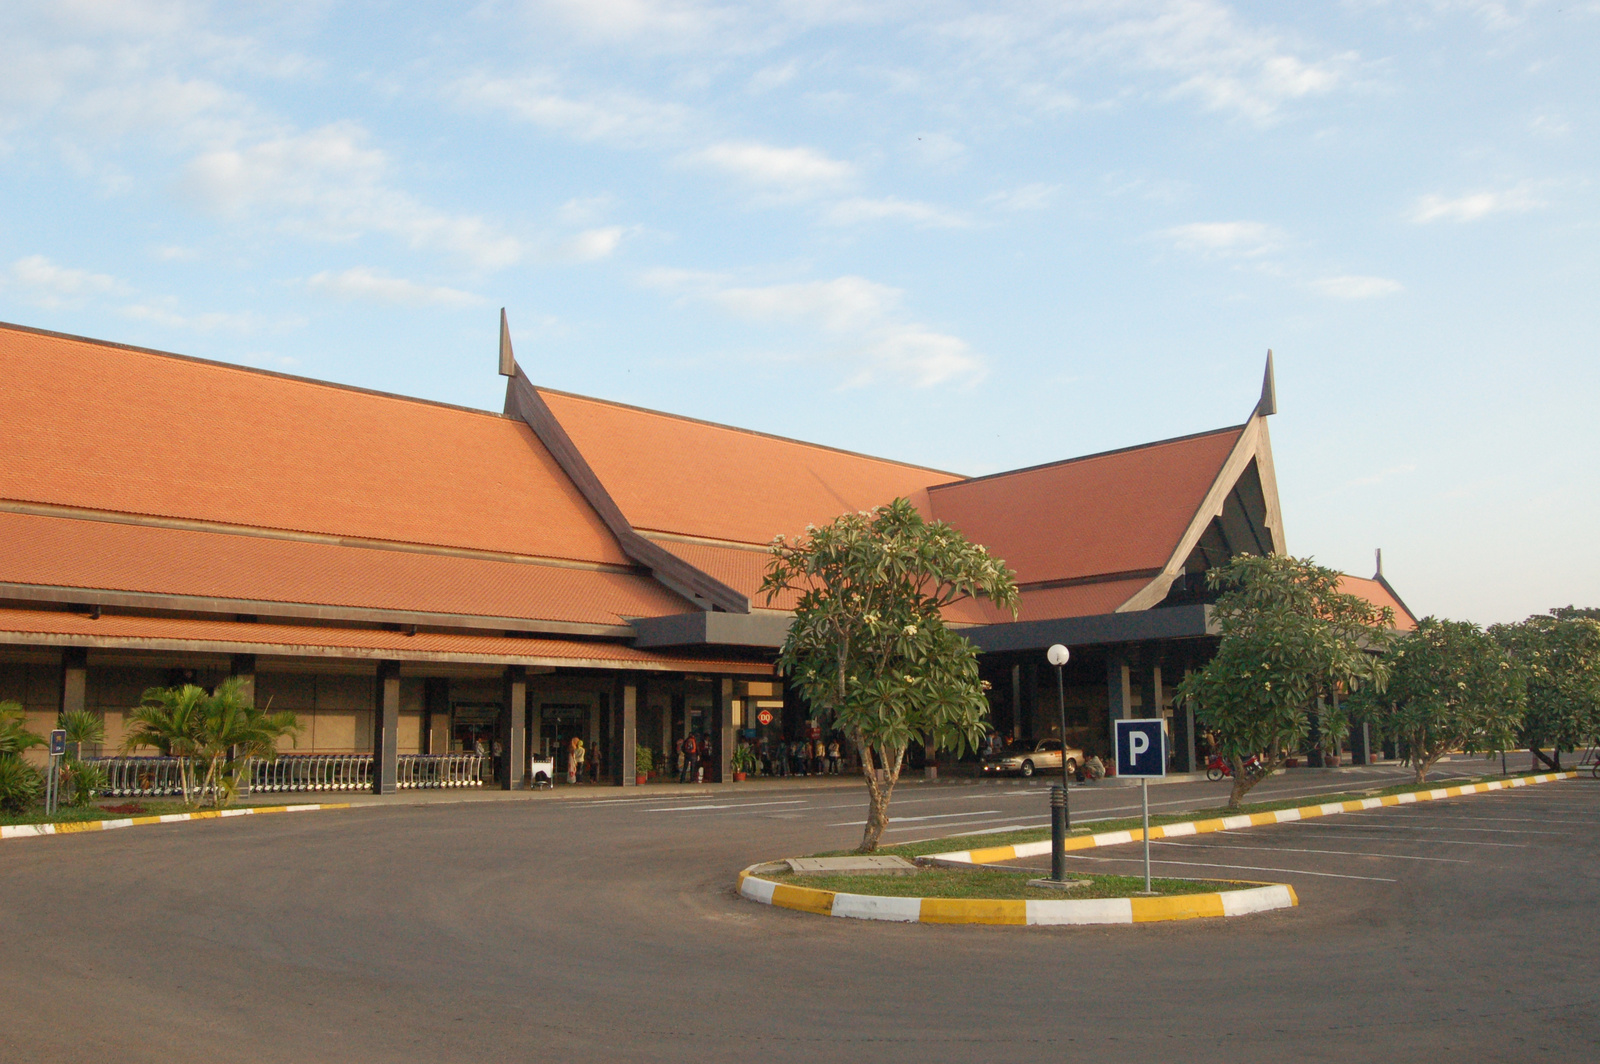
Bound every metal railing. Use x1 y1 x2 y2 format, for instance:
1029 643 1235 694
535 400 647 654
89 753 488 797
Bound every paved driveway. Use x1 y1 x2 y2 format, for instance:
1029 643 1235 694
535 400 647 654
0 768 1592 1063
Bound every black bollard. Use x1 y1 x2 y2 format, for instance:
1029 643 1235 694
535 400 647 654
1051 784 1067 882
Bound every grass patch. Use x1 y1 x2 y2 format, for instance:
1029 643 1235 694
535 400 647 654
765 867 1236 900
872 768 1557 859
0 798 257 828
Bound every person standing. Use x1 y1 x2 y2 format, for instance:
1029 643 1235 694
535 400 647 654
827 737 841 775
567 735 585 785
680 733 698 783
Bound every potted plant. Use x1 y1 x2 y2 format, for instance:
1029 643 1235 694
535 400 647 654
635 745 653 785
730 744 756 782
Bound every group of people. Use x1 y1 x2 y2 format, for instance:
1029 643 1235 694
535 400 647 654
744 736 846 777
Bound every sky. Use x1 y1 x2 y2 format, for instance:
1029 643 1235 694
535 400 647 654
1 1 1596 625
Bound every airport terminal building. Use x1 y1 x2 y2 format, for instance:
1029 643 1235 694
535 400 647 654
0 319 1414 791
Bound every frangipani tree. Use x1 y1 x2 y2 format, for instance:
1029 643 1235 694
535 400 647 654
762 499 1017 853
1177 554 1393 808
1351 618 1524 783
1491 612 1600 771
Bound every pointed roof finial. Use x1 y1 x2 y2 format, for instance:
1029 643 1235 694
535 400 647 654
1256 349 1276 417
498 308 517 377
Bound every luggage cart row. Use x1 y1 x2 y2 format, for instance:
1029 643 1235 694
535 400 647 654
396 754 487 788
89 753 489 797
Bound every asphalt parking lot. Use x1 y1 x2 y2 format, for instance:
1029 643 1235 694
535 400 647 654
1 768 1593 1064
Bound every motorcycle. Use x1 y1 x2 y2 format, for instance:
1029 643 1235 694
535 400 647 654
1205 752 1265 783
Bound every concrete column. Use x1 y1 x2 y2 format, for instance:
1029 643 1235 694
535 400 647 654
497 666 526 790
1174 666 1197 773
1137 661 1161 720
716 677 735 783
1106 651 1131 751
229 654 256 707
1009 663 1021 741
423 678 448 757
60 646 88 717
615 680 637 787
373 661 400 794
1348 722 1371 766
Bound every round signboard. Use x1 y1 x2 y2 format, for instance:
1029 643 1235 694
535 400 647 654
756 709 774 726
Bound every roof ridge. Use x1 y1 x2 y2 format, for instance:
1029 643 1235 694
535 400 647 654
0 319 506 422
929 423 1247 491
534 384 966 481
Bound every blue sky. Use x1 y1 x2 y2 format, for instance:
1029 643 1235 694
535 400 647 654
2 1 1595 624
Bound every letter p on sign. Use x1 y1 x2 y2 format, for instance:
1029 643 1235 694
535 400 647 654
1115 719 1166 778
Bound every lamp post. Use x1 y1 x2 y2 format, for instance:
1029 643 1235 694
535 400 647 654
1047 643 1072 881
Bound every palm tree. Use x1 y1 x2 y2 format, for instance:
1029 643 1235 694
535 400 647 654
122 684 208 805
0 700 44 758
194 678 301 808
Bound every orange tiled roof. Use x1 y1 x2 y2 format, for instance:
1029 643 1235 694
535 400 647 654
648 537 806 610
0 324 626 565
538 388 962 544
1339 574 1417 631
0 608 773 673
928 428 1244 586
944 578 1155 624
0 510 686 627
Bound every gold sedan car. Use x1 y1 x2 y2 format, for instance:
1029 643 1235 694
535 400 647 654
980 738 1085 779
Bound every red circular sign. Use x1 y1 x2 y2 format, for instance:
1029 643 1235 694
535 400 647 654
756 709 774 726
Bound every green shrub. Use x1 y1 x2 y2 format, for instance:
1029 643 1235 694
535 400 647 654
635 746 654 775
0 757 42 814
64 757 107 807
731 745 757 773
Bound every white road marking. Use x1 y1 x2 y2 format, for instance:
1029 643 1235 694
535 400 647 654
1267 826 1528 847
1068 854 1398 883
829 810 1001 827
1335 814 1565 834
1153 840 1469 863
646 800 807 813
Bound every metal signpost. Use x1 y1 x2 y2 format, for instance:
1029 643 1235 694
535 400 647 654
1045 644 1072 882
1114 718 1166 894
46 728 66 817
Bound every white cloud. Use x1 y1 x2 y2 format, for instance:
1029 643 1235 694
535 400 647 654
984 183 1060 211
118 301 267 332
520 0 732 45
1309 275 1405 299
1162 220 1286 257
305 268 486 308
183 123 524 269
683 141 854 195
557 226 631 262
822 196 968 228
646 270 982 387
1410 183 1546 223
453 73 690 146
6 254 130 307
711 276 902 332
912 131 966 165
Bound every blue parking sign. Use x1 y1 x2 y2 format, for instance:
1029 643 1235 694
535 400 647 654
1114 719 1166 778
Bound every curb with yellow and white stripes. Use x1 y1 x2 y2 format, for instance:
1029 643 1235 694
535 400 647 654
0 802 349 842
927 771 1578 867
738 862 1297 925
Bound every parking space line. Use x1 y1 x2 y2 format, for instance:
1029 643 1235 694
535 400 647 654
1061 853 1399 883
1268 826 1528 847
1152 839 1469 863
1335 815 1565 834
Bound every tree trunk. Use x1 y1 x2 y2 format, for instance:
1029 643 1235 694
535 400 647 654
1224 752 1272 809
855 739 905 853
1531 746 1560 771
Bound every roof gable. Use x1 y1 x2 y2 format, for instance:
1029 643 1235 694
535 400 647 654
927 427 1246 587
